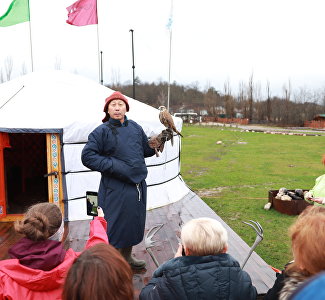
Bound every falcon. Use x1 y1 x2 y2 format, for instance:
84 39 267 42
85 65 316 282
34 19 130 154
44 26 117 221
158 106 183 145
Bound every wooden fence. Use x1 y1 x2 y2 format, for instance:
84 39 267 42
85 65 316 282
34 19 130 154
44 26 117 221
304 120 325 129
202 117 249 125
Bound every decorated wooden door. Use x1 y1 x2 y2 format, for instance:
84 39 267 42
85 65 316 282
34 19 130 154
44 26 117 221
46 133 64 213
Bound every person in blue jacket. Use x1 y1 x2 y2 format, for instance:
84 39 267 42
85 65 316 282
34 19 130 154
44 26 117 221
81 91 172 269
139 217 257 300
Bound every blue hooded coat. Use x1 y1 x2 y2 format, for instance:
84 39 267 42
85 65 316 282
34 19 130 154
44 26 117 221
81 117 155 248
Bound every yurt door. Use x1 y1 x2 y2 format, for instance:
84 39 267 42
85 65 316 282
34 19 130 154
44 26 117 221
0 133 63 222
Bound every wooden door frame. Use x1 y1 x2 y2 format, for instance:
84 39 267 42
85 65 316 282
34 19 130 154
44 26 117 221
46 133 64 213
0 132 64 222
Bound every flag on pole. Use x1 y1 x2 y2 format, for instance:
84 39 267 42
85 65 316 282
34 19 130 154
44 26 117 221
0 0 30 27
166 15 172 30
66 0 98 26
166 0 173 31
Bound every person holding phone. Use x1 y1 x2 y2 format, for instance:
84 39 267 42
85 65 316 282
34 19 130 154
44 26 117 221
139 217 257 300
81 91 172 269
0 203 108 300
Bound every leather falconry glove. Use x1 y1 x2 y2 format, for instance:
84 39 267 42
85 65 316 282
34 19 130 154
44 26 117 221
149 129 173 157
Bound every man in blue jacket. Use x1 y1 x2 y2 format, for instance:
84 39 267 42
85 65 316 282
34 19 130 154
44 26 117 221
139 217 257 299
81 91 171 269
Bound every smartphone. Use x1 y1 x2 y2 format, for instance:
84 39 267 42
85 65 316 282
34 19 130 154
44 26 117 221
86 191 98 216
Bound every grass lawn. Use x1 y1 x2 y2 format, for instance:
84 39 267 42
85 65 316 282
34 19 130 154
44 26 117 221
180 124 325 269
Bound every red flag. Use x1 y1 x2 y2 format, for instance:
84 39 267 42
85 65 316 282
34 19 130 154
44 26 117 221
66 0 97 26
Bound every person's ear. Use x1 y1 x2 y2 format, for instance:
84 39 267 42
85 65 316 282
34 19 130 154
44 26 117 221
184 247 191 256
221 245 228 253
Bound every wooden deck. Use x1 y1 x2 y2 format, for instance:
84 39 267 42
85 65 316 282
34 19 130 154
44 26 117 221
0 191 275 298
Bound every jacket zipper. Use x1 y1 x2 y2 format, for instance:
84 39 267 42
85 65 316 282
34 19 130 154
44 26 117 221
136 184 141 201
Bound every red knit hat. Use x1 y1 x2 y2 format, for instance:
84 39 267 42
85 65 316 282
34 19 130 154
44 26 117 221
102 91 129 122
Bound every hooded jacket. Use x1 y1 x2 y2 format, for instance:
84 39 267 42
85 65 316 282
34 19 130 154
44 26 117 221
0 217 108 300
139 253 257 300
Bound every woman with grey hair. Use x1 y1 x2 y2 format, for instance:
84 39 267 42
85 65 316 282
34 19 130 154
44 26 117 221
139 217 257 300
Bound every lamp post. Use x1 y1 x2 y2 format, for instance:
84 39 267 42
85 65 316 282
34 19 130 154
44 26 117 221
129 29 135 99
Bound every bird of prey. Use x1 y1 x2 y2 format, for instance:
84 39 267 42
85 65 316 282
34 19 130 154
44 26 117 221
158 106 183 145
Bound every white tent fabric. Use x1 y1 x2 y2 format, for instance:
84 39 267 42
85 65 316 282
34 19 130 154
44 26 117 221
0 70 189 221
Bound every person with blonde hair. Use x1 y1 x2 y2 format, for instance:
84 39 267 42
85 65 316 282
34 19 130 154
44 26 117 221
264 206 325 300
0 203 108 299
140 217 257 300
279 211 325 300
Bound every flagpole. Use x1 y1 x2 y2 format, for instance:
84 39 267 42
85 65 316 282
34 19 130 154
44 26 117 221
167 29 172 111
27 0 34 72
96 24 102 84
167 0 173 111
95 0 102 85
129 29 135 99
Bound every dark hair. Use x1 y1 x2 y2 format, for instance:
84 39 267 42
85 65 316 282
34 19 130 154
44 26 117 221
62 243 134 300
14 203 62 241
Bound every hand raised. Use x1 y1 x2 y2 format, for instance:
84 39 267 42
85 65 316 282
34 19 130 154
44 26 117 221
97 206 104 218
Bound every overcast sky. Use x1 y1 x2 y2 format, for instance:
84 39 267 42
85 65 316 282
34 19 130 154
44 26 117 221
1 0 325 98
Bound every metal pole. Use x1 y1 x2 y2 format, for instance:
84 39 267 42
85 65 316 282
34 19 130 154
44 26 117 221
96 0 101 84
129 29 135 99
167 29 172 111
167 0 173 111
100 51 103 85
27 0 33 72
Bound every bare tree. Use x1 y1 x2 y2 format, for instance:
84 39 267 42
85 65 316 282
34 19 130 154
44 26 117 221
157 89 167 106
237 81 248 118
110 68 121 87
247 72 254 121
266 80 272 122
321 88 325 108
54 56 61 70
4 56 13 81
20 63 27 76
204 86 220 116
224 79 234 117
0 68 4 83
254 81 264 122
282 79 291 125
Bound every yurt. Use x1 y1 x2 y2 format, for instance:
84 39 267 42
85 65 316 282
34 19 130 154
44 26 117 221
0 70 189 221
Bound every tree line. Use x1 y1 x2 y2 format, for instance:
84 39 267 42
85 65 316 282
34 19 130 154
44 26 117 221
108 75 325 127
1 56 324 127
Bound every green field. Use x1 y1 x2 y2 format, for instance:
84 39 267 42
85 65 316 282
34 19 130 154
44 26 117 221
180 124 324 269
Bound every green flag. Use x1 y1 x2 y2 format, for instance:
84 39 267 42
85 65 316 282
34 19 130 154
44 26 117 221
0 0 30 27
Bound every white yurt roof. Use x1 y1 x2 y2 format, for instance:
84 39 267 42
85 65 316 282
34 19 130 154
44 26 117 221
0 71 189 221
0 70 181 139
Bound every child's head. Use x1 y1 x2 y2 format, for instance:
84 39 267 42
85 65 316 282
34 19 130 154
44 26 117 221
62 243 134 300
15 203 62 241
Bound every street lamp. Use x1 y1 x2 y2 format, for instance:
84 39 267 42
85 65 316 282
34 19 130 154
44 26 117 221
129 29 135 99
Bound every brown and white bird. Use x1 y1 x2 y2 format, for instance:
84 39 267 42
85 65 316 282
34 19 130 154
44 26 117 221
158 106 183 145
